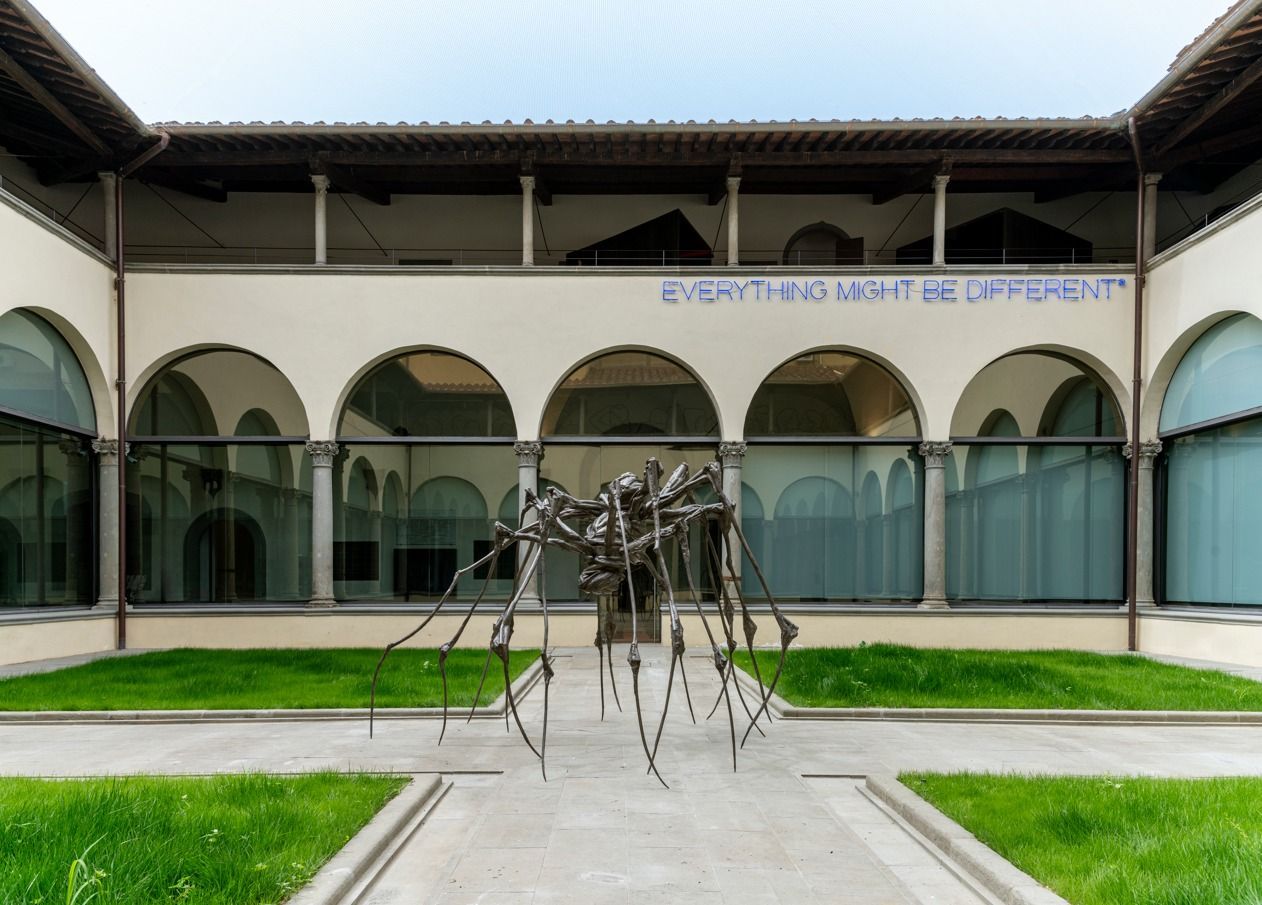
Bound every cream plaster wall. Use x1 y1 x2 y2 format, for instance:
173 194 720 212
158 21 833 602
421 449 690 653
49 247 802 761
0 615 114 666
1139 613 1262 668
124 269 1135 444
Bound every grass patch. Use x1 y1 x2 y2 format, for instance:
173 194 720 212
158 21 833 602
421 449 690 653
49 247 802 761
0 772 406 905
0 648 539 711
734 644 1262 710
902 772 1262 905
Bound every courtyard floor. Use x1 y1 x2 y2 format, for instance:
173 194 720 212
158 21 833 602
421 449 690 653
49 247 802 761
5 646 1262 904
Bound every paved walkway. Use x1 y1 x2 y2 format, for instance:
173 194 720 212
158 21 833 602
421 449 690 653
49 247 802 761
6 647 1262 903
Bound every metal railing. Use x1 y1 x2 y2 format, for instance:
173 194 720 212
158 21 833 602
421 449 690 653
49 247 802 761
124 244 1138 267
0 173 105 251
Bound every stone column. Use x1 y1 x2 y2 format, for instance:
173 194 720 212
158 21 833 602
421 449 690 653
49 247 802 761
1143 173 1162 263
931 174 950 266
1129 440 1162 608
311 174 329 265
281 488 301 600
718 442 746 590
725 176 741 266
98 172 118 260
520 175 535 266
306 441 338 607
514 441 543 602
918 441 952 608
92 439 120 610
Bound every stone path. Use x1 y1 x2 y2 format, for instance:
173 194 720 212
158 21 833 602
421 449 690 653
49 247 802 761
6 646 1262 903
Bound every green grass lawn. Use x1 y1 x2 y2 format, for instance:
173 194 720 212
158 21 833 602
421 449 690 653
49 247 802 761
903 772 1262 905
734 644 1262 710
0 772 406 905
0 648 539 711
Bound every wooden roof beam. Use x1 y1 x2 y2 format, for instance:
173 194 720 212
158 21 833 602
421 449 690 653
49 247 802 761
0 46 108 155
872 158 952 204
140 170 227 203
319 161 390 205
1154 54 1262 156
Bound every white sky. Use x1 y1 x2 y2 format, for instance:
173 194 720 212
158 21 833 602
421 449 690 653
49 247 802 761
34 0 1233 125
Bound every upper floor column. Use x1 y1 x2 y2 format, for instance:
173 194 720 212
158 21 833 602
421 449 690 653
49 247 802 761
725 176 741 266
311 174 330 265
1143 173 1162 263
931 174 950 265
520 175 536 266
98 172 117 260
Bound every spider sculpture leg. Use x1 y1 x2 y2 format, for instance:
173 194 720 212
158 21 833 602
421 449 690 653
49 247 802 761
699 525 766 739
369 532 518 739
643 460 688 774
537 509 554 781
492 541 545 760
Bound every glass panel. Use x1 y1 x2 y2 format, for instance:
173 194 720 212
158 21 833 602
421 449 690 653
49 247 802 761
745 352 918 437
339 352 514 438
1164 417 1262 605
0 414 94 607
334 444 515 601
126 443 312 603
946 444 1124 602
542 352 718 437
131 351 308 437
741 445 923 601
1160 313 1262 433
952 352 1121 438
0 309 95 431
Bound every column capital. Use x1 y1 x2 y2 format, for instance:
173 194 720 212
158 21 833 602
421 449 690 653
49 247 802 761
1123 440 1162 465
514 440 544 466
917 441 952 467
305 440 339 467
91 438 120 460
725 175 741 192
932 173 951 190
310 173 330 194
718 441 747 466
1143 172 1164 187
519 174 536 192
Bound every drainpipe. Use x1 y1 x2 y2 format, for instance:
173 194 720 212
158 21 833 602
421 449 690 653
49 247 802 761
1125 117 1145 653
112 132 170 648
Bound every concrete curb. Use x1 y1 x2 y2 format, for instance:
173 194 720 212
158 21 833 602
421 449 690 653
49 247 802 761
865 775 1070 905
287 774 444 905
729 665 1262 725
0 657 544 724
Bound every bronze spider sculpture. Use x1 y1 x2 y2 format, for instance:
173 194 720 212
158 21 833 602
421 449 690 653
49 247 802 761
369 457 798 787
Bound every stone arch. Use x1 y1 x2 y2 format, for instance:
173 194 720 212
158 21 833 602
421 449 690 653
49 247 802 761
0 306 111 434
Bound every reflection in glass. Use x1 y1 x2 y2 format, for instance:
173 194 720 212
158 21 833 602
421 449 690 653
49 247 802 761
127 444 312 603
1165 419 1262 606
542 352 718 437
1160 313 1262 434
740 445 923 600
0 309 95 432
0 415 94 607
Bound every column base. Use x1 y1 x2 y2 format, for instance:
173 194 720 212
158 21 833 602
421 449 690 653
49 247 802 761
92 598 119 611
1136 599 1158 609
306 597 338 609
917 598 951 610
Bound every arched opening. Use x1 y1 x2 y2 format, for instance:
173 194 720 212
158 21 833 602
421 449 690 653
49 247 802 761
782 222 864 266
742 350 922 602
334 351 516 602
126 349 310 604
499 479 580 602
948 352 1126 603
541 350 720 640
1159 313 1262 607
0 308 96 608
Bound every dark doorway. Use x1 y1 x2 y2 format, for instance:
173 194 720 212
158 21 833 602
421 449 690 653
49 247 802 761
184 510 266 602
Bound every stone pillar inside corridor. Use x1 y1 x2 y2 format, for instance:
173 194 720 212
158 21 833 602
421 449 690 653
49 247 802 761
725 176 741 266
1131 440 1162 608
306 441 339 607
931 175 950 266
514 441 543 604
520 176 535 266
918 441 951 608
92 439 120 610
1143 173 1162 263
311 174 329 265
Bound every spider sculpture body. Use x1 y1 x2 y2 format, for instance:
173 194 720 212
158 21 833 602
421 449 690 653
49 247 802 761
370 457 798 786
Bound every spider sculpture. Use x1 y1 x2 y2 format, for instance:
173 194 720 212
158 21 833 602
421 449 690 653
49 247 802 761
369 457 798 787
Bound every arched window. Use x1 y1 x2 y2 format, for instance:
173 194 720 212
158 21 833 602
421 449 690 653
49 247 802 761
335 352 516 602
947 353 1125 603
127 350 310 604
1160 314 1262 606
742 351 922 602
540 351 720 640
0 309 96 607
782 222 864 266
